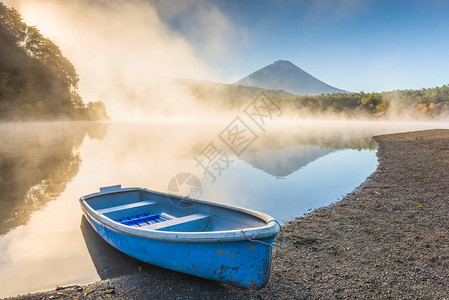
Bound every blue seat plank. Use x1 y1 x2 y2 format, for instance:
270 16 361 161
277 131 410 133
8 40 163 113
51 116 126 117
146 213 209 230
120 213 164 226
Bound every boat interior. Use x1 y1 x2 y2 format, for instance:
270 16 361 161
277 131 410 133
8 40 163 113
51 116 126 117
84 188 267 232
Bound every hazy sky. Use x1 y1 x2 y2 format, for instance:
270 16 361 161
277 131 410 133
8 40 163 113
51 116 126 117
6 0 449 95
152 0 449 93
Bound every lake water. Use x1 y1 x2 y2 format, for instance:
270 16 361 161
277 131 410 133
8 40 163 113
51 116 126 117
0 120 447 297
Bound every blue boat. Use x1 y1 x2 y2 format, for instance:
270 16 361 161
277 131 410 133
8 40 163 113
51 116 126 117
80 185 281 289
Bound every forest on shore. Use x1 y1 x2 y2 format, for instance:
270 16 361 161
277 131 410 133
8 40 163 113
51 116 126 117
277 85 449 119
181 77 449 120
0 3 108 121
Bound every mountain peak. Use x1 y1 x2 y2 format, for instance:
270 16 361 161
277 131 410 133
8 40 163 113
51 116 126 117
271 60 298 69
273 59 294 65
235 60 347 96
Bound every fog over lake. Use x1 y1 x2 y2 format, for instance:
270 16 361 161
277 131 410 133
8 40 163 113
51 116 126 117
0 120 448 297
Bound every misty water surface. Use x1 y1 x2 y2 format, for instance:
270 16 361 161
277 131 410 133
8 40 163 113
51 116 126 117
1 120 448 297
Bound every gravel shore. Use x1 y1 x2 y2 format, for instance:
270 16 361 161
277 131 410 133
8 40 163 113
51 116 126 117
10 129 449 299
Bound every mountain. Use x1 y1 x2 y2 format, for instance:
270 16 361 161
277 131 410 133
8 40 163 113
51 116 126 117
176 79 292 108
235 60 347 96
240 145 335 178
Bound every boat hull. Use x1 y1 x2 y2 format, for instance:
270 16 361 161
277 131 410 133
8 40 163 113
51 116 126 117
83 208 275 289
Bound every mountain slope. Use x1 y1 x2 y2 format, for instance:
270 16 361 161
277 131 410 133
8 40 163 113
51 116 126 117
176 79 292 108
240 145 335 178
235 60 347 96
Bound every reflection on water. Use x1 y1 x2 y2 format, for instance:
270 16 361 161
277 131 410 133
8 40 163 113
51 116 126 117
0 122 108 297
80 215 163 279
241 146 336 178
0 120 447 297
0 122 108 235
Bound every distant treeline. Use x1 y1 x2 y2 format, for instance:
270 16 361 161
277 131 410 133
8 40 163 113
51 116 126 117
279 85 449 119
0 3 108 121
184 77 449 120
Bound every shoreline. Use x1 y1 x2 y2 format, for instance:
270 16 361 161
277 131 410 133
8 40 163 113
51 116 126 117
9 129 449 299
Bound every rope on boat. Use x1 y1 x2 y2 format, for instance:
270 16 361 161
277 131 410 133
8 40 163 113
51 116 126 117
204 207 215 232
139 188 147 201
239 220 285 248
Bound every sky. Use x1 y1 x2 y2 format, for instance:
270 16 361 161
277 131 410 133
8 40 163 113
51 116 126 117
5 0 449 96
151 0 449 93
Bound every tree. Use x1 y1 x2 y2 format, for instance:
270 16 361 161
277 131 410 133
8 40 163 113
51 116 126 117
0 2 108 121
